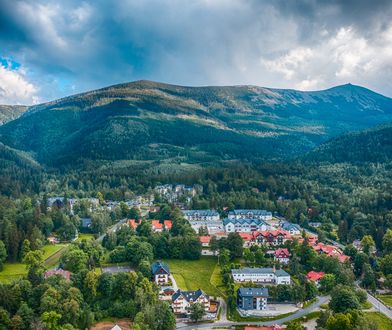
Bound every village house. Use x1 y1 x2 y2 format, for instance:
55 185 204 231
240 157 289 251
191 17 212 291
279 221 301 236
237 287 269 311
306 271 325 286
244 326 285 330
228 209 273 221
44 268 72 281
151 261 171 285
223 218 270 233
151 220 172 232
199 236 211 247
311 242 350 263
239 232 254 247
231 267 291 285
171 289 210 315
253 230 291 246
274 248 290 264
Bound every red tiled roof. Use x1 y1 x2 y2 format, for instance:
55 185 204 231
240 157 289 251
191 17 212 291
244 325 285 330
164 220 172 230
239 232 254 241
307 271 325 281
128 219 139 229
274 248 290 258
151 220 172 230
199 236 211 244
255 230 291 238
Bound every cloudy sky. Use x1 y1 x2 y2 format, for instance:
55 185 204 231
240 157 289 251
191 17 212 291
1 0 392 104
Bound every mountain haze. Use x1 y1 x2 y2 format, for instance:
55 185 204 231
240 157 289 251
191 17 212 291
0 105 28 125
0 80 391 170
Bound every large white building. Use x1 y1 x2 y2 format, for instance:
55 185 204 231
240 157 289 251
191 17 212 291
182 210 220 222
231 267 291 285
228 209 273 221
223 218 270 233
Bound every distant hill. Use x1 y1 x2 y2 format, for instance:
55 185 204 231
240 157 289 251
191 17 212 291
305 124 392 163
0 105 28 125
0 80 392 169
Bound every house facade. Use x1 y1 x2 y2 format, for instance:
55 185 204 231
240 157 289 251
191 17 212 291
223 218 270 233
228 209 273 221
182 210 220 222
274 248 290 264
231 268 291 285
237 287 269 310
171 289 210 314
254 230 291 246
151 261 170 285
279 221 301 236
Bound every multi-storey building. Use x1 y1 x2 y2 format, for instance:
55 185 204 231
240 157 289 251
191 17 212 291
182 210 220 222
228 209 273 221
223 218 270 233
171 289 210 314
237 287 269 310
151 261 170 285
231 267 291 285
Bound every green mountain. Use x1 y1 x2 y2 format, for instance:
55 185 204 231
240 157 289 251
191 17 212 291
305 124 392 163
0 105 28 125
0 80 391 169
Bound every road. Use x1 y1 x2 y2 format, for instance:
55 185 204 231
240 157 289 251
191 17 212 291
97 218 128 242
366 292 392 318
176 295 330 329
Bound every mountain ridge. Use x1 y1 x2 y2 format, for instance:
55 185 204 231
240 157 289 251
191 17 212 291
1 80 392 170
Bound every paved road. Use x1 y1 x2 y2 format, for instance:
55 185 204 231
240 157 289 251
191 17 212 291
365 291 392 319
97 218 128 242
176 295 329 329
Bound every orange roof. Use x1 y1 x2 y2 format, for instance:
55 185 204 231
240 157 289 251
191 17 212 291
239 232 254 241
244 325 285 330
307 271 325 281
199 236 211 244
44 269 71 281
128 219 139 230
151 220 172 230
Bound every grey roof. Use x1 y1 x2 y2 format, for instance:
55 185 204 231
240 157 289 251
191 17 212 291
223 218 268 226
183 210 219 216
231 267 290 277
281 221 301 231
172 289 209 302
229 209 272 216
275 269 290 277
238 287 269 297
80 218 92 228
151 261 170 275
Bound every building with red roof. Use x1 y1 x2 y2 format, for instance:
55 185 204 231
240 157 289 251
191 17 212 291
151 220 172 232
199 236 211 247
254 230 292 246
307 271 325 286
274 248 290 264
244 325 285 330
311 242 349 263
128 219 139 230
239 232 254 247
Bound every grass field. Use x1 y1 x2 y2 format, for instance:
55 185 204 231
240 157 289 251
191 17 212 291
77 233 95 242
164 257 223 297
0 243 70 283
365 312 392 329
376 294 392 307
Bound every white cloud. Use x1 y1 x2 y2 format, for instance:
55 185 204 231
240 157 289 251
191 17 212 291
0 65 40 105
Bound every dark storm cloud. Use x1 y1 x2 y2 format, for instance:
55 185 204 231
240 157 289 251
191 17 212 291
0 0 391 104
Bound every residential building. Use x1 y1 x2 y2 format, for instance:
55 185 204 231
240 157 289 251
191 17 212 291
223 218 270 233
254 230 291 246
309 222 322 228
151 220 172 232
171 289 210 314
311 242 350 263
228 209 273 221
231 267 291 285
151 261 170 285
80 217 92 230
306 271 325 286
279 221 301 235
274 248 290 264
199 236 211 247
182 210 220 222
239 232 254 247
237 287 269 310
44 268 71 281
244 326 285 330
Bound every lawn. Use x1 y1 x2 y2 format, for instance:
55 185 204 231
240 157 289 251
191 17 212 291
365 312 392 329
164 256 223 297
0 262 26 283
376 294 392 307
41 244 68 260
77 233 95 242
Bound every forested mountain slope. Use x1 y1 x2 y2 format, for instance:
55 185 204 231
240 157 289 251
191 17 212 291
0 105 28 125
0 80 391 169
305 124 392 163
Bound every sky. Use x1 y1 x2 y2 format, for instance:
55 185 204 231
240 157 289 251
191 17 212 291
1 0 392 105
